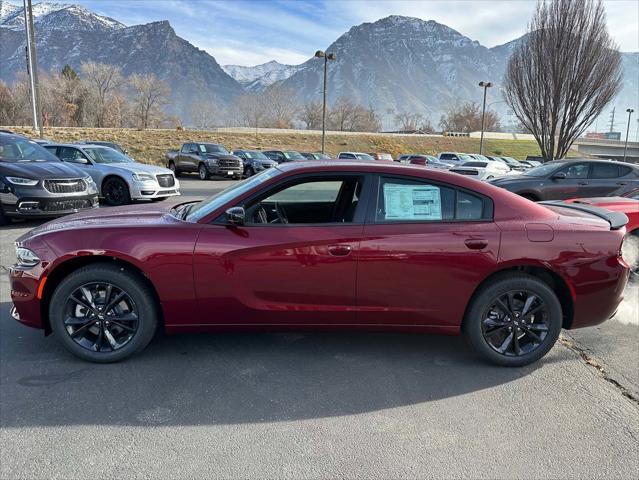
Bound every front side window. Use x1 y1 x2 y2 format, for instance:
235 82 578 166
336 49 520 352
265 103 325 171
244 176 363 225
561 162 589 179
59 147 87 162
374 176 490 223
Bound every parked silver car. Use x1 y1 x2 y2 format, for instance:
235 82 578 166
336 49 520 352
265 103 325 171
44 144 180 206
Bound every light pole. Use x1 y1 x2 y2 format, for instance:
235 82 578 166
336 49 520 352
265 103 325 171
23 0 43 138
315 50 336 154
478 81 493 155
623 108 634 162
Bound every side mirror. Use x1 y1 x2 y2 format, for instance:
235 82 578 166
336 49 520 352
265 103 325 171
226 206 245 225
551 172 567 180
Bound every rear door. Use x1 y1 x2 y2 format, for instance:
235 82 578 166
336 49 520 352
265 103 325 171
357 174 500 327
193 173 371 325
589 163 637 197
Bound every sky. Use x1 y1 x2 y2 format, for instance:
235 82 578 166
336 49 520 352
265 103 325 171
32 0 639 66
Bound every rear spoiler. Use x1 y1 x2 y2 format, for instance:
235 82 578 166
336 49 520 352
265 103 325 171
539 201 629 230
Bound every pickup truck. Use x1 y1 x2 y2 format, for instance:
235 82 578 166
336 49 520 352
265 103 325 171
166 143 243 180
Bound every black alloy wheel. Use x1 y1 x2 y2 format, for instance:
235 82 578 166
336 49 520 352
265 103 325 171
245 166 255 177
63 282 139 353
463 274 562 367
481 290 550 357
103 177 131 206
49 264 158 362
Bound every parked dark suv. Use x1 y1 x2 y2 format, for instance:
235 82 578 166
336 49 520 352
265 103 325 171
0 133 98 225
489 159 639 201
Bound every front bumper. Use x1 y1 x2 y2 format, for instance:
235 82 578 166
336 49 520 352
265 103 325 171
3 194 99 218
129 177 181 200
9 264 45 330
205 164 243 177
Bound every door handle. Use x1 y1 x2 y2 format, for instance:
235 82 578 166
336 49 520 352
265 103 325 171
617 182 627 186
328 245 352 256
464 239 488 250
578 182 589 186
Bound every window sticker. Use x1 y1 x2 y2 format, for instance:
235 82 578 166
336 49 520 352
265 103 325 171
383 183 442 220
198 144 207 153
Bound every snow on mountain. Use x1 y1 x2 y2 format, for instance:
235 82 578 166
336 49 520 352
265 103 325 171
223 60 300 90
0 1 124 31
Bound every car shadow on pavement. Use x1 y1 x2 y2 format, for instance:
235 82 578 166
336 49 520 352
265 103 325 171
0 302 552 428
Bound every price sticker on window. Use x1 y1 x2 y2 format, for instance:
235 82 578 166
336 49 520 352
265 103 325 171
383 183 442 220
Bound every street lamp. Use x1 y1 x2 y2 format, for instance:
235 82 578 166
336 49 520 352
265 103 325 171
478 81 493 155
623 108 634 162
315 50 336 154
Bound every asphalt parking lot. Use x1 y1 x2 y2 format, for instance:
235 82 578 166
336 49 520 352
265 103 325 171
1 176 638 479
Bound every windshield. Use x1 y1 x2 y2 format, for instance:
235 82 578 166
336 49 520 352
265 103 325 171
185 167 281 221
0 135 60 162
355 153 375 161
200 144 229 154
502 157 519 165
84 147 132 164
458 154 473 161
522 162 563 177
244 151 269 160
283 151 305 160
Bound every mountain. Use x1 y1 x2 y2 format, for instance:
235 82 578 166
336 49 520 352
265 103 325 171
279 15 638 129
0 1 244 121
223 60 300 91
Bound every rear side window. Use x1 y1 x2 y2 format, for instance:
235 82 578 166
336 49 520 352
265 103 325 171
439 153 456 160
591 163 619 178
374 176 492 223
618 165 634 177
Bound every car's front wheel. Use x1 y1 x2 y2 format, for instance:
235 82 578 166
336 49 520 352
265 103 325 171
49 264 158 363
245 166 255 177
463 273 562 367
198 164 209 180
103 177 131 206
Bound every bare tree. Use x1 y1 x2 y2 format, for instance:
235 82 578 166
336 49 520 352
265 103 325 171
80 61 124 127
262 86 297 128
130 73 171 129
299 101 323 130
190 99 217 129
329 97 357 131
235 93 268 131
438 102 500 133
394 111 424 131
504 0 622 160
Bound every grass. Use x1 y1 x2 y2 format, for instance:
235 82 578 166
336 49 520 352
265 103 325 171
8 126 546 166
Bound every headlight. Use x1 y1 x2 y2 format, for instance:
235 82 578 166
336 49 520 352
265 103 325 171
15 246 40 267
132 173 155 182
206 158 219 165
83 176 96 186
6 177 38 186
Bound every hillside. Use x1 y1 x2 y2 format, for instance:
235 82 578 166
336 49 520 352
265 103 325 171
7 126 544 166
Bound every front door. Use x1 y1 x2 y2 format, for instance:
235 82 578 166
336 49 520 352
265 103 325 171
356 175 500 327
193 174 370 326
542 162 592 199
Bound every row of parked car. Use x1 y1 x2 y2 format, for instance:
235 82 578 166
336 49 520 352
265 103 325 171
0 132 180 225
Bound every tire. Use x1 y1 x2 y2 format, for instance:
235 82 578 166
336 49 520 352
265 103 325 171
103 177 131 206
245 166 255 177
198 163 210 180
463 273 562 367
168 161 179 177
0 206 9 226
49 263 159 363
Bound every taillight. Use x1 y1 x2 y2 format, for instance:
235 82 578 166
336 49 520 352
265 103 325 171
620 233 639 270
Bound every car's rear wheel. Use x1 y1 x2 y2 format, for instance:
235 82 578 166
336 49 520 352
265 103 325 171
463 274 562 367
198 163 210 180
103 177 131 206
49 264 158 363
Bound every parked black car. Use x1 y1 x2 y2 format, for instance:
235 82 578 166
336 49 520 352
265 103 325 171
262 150 305 163
232 150 278 176
0 133 99 225
489 159 639 201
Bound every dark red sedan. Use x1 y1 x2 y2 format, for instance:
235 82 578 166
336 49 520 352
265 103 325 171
9 161 632 366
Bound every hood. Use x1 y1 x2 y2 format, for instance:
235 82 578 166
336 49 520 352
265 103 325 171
98 162 174 175
18 202 183 243
0 160 86 179
489 174 529 185
204 153 240 161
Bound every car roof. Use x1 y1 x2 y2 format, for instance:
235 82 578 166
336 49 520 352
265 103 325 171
44 143 114 150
